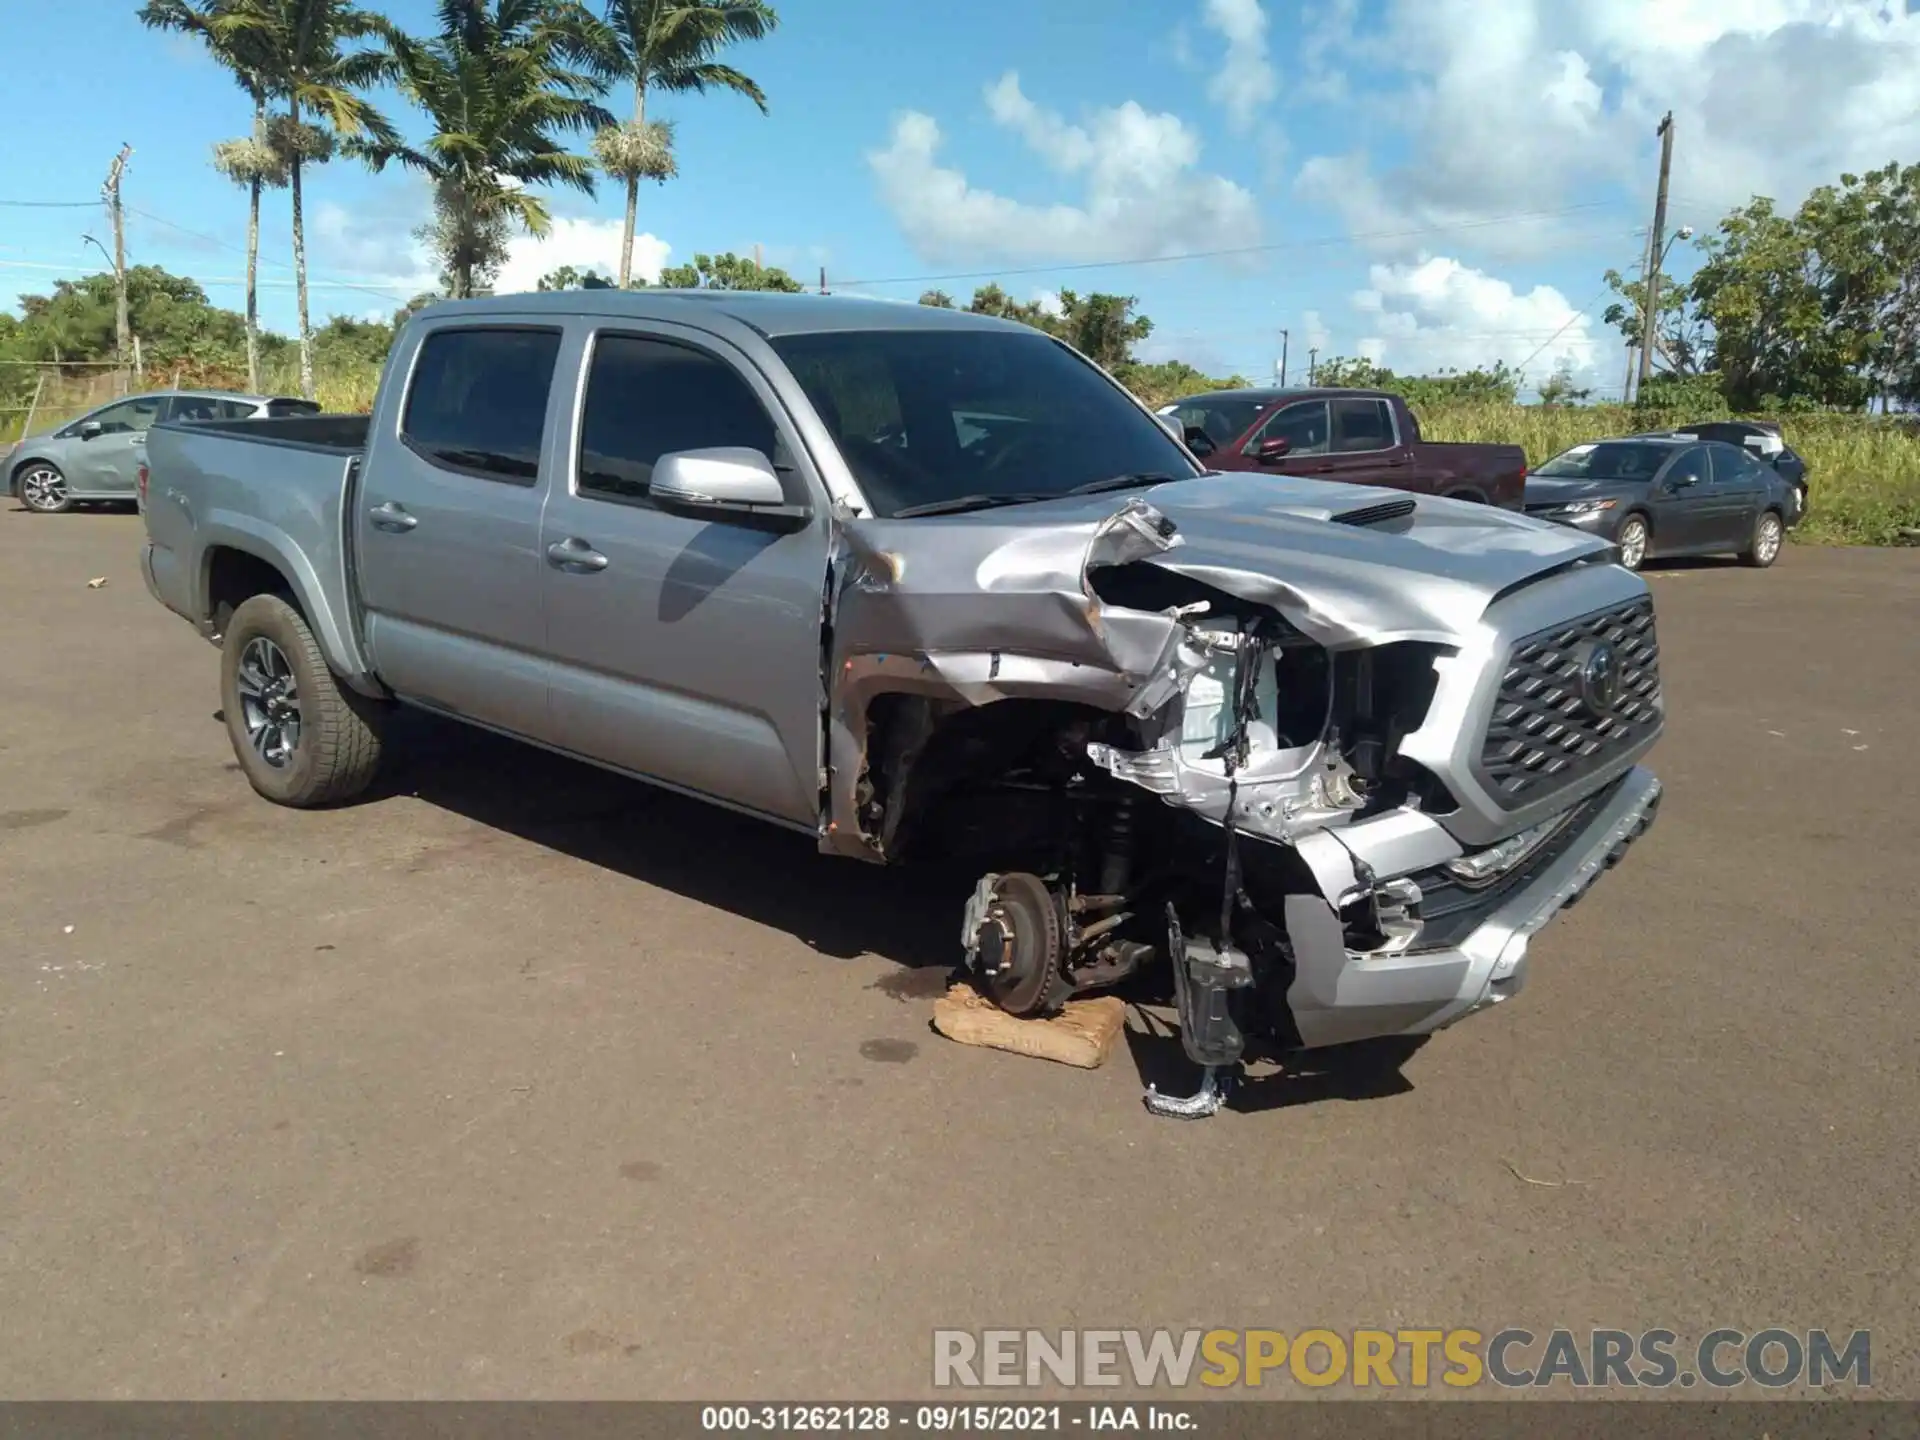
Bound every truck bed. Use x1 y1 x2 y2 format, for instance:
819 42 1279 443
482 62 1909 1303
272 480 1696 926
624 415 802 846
168 412 372 454
1409 438 1529 509
140 411 376 690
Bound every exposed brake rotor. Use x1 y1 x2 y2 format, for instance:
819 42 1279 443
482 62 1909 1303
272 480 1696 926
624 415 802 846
963 871 1072 1017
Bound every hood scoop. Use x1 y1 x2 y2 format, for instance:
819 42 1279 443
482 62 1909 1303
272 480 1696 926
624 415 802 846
1330 496 1417 528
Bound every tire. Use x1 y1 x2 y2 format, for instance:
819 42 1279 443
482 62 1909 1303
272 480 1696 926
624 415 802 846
1740 509 1784 569
1614 513 1650 571
15 463 71 514
219 593 385 807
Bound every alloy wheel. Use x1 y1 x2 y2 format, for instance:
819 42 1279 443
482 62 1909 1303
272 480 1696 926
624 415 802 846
235 636 303 768
18 465 67 512
1617 519 1648 570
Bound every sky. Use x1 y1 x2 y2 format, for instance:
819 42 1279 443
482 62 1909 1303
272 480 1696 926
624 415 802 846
2 0 1918 399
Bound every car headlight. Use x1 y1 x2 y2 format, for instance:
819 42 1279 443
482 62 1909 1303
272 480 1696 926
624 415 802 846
1444 814 1566 885
1559 497 1618 516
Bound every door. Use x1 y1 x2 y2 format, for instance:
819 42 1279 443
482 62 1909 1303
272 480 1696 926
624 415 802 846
541 326 832 827
1317 396 1412 488
1240 399 1332 476
1650 445 1712 553
68 394 165 495
1703 443 1769 548
354 322 564 739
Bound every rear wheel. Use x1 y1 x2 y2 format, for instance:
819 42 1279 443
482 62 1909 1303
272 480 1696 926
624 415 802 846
1615 513 1650 571
1740 509 1784 568
16 463 70 514
220 593 385 807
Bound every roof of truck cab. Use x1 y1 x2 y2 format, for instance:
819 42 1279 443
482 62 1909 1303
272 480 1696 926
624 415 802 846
1171 386 1401 405
409 289 1040 338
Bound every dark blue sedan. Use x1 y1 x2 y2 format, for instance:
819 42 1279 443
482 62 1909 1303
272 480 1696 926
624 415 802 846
1523 435 1797 572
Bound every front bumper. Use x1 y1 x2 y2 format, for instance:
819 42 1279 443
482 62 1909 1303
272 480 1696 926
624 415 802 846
1283 765 1662 1048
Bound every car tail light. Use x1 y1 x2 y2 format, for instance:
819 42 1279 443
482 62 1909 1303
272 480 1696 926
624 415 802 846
137 462 150 504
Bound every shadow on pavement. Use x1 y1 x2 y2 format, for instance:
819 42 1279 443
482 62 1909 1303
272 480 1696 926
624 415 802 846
377 708 968 973
1123 1010 1428 1115
383 708 1431 1113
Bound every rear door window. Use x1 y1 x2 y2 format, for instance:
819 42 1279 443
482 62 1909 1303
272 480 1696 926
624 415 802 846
402 326 563 483
1330 397 1395 453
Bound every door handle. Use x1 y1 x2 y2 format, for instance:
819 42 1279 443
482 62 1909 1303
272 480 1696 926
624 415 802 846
547 538 609 572
369 501 418 532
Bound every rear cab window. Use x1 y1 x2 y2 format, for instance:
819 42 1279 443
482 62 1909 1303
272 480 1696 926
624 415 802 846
402 326 563 484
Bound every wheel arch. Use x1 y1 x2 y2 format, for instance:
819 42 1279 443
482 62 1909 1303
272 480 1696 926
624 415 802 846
8 449 64 495
193 519 381 697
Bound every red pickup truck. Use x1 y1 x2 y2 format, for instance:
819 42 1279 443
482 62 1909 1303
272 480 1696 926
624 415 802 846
1158 387 1528 510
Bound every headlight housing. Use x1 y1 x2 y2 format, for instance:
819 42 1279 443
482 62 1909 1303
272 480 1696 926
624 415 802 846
1559 497 1618 516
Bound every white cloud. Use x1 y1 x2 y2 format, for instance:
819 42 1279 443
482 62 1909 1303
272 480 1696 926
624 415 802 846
306 201 670 299
1199 0 1278 132
491 217 669 294
868 74 1262 265
1295 0 1920 250
1347 255 1605 393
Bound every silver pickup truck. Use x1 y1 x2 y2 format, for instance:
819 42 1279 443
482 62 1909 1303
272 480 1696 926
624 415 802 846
139 291 1663 1115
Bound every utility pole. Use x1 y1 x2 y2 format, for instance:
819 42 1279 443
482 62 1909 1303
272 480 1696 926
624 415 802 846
1307 347 1318 385
1623 343 1638 405
102 143 133 378
1636 113 1673 397
1278 328 1289 386
818 265 828 295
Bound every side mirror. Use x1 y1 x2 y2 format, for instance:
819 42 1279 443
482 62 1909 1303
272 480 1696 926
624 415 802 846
1668 472 1699 489
1182 426 1216 458
78 421 103 440
1255 436 1292 464
649 446 802 521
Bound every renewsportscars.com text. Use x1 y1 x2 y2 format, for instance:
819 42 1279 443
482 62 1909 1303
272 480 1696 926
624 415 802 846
932 1328 1871 1391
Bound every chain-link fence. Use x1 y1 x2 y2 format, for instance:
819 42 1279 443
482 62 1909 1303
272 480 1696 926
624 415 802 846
0 361 134 444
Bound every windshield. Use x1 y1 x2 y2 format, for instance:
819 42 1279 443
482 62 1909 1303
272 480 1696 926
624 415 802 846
1534 441 1673 481
1160 397 1266 446
770 328 1201 517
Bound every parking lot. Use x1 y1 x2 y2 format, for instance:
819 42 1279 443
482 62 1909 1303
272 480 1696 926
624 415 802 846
2 505 1916 1399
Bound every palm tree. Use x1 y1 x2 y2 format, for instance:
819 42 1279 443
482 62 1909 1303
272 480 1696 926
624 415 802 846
355 0 615 300
228 0 399 398
594 0 779 288
136 0 288 393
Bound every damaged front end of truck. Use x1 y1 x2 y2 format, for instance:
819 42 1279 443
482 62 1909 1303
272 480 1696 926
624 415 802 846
820 481 1664 1117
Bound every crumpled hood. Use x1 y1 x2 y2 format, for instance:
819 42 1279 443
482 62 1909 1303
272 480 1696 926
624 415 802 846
1131 472 1612 646
844 471 1615 652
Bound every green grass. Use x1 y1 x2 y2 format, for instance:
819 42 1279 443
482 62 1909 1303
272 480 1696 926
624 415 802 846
10 359 1917 546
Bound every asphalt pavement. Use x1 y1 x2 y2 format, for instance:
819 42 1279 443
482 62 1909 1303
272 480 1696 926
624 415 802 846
2 506 1915 1399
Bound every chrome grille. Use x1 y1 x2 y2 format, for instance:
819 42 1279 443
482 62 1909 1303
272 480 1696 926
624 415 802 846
1477 597 1661 804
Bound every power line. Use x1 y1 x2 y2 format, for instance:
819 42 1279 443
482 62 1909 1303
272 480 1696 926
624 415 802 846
0 199 100 209
831 200 1634 289
126 206 418 302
